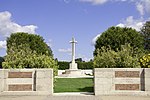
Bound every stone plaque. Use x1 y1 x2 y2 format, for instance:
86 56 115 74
8 84 32 91
115 84 139 90
115 71 139 78
8 72 32 78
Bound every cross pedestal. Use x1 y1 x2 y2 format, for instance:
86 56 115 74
69 63 78 70
58 37 88 78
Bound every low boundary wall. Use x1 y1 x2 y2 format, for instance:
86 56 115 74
1 68 150 96
94 68 150 96
0 69 53 95
58 70 93 76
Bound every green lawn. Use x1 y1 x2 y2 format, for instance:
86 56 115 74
54 78 94 93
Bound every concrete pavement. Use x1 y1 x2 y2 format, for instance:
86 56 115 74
0 95 150 100
0 95 101 100
101 96 150 100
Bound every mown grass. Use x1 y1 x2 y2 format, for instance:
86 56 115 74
54 78 94 93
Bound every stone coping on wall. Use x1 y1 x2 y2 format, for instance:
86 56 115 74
94 91 150 96
0 91 53 96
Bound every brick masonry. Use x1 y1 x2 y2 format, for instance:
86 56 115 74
8 84 32 91
8 72 32 78
115 71 139 78
115 84 139 90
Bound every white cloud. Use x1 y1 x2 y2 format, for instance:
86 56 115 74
79 0 108 5
135 0 150 16
63 0 70 3
144 0 150 14
79 0 150 16
79 0 130 5
58 48 72 53
77 54 92 61
0 11 38 52
117 16 145 31
0 41 6 49
136 3 144 16
92 34 101 45
92 16 148 45
46 39 52 47
0 11 37 38
58 48 72 56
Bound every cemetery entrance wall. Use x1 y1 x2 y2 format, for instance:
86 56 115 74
0 69 53 95
94 68 150 96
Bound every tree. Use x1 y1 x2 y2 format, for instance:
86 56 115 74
141 21 150 51
0 57 4 68
7 32 53 57
3 33 58 76
75 58 83 62
94 26 144 55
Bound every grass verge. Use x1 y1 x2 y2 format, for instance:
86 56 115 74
54 78 94 93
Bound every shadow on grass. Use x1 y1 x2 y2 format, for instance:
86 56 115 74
78 86 94 92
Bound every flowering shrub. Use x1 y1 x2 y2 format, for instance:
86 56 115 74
140 54 150 68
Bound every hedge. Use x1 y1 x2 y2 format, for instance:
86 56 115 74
58 61 93 70
58 61 70 70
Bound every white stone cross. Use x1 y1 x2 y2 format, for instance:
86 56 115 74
69 37 78 70
70 37 77 64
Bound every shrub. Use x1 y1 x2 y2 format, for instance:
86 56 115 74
2 44 58 76
140 54 150 68
94 44 141 68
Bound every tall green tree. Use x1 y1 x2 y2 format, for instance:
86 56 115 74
141 21 150 51
0 57 4 68
7 32 53 57
3 32 58 75
94 26 144 55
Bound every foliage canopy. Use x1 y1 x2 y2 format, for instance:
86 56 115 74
94 26 144 55
0 57 4 68
3 33 58 75
141 21 150 51
7 32 53 57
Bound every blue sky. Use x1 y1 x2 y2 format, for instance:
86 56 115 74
0 0 150 61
